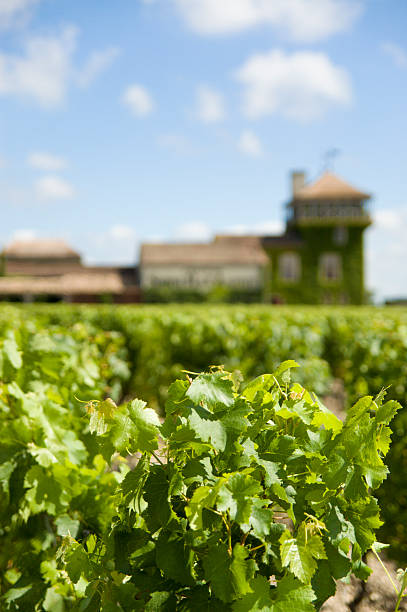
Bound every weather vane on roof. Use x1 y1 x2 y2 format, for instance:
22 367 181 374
323 148 341 172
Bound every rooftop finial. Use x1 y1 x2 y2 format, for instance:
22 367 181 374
323 148 341 172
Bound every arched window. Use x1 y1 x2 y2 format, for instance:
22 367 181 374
319 253 342 282
279 252 301 282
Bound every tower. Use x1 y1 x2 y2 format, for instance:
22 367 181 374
262 171 371 304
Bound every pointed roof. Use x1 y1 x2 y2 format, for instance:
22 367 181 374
294 171 370 200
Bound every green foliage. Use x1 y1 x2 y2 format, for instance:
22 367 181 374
142 286 263 304
111 305 333 407
2 302 407 565
0 358 396 610
0 303 335 405
0 315 131 609
66 366 397 609
324 308 407 561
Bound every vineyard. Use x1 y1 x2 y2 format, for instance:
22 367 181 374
1 304 407 610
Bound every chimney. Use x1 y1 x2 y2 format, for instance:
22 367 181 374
292 171 306 197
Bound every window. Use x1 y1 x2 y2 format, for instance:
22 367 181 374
319 253 342 282
279 252 301 282
333 226 348 245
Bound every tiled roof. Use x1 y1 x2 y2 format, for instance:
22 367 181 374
140 240 268 266
3 239 80 259
294 172 370 200
0 271 127 295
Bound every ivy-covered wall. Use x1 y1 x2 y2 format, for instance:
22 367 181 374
264 226 366 305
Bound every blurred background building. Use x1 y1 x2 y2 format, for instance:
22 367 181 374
0 239 138 303
0 170 371 304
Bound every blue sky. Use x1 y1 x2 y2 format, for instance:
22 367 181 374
0 0 406 300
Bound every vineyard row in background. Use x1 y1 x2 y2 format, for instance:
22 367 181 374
1 304 407 607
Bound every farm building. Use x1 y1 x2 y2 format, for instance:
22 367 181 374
0 239 139 303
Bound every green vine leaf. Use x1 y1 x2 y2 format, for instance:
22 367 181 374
187 371 235 411
280 523 327 583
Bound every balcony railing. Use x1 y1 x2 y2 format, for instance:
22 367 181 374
287 201 371 226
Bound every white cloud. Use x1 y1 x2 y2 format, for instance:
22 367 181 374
28 152 67 171
195 85 225 123
374 209 401 231
381 42 407 69
122 84 154 116
163 219 284 245
109 224 136 241
11 228 37 241
225 220 284 236
0 26 119 107
175 221 212 242
84 225 138 265
76 46 120 87
367 207 407 301
0 26 77 107
235 49 352 122
35 175 74 200
254 220 284 234
145 234 165 243
0 0 40 30
174 0 362 42
238 130 264 157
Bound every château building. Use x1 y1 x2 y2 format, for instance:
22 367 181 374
140 170 372 304
263 170 371 304
0 169 371 304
